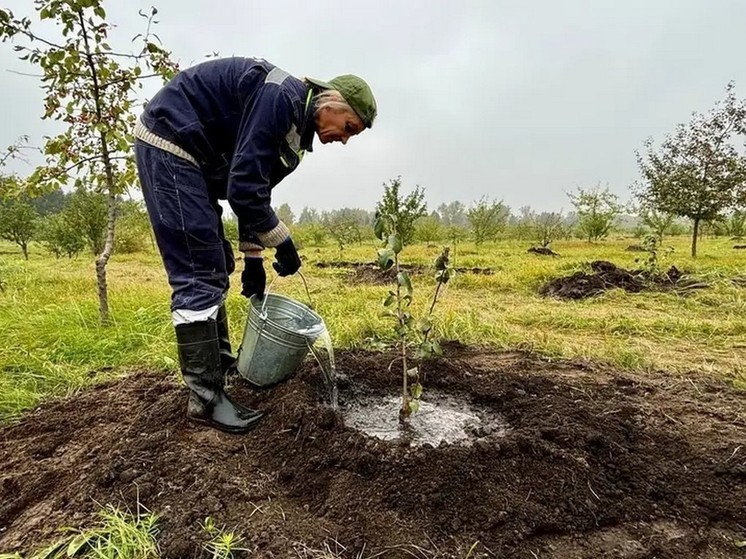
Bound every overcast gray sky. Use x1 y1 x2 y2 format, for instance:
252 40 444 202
2 0 745 214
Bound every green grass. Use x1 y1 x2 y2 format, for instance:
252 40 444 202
1 234 745 420
0 504 159 559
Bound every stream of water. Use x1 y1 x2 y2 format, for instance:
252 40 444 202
308 327 338 410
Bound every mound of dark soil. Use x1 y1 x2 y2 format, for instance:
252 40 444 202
528 247 560 257
2 347 744 558
540 261 700 299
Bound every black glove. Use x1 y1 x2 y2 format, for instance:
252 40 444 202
272 238 301 277
241 257 266 300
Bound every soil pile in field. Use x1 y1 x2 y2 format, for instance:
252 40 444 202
1 347 745 558
540 260 700 299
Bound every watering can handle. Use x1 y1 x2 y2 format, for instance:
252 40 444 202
261 270 314 316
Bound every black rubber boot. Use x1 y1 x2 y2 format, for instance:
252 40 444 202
216 304 238 377
175 320 263 434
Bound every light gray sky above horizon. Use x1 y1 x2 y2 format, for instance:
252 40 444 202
2 0 745 215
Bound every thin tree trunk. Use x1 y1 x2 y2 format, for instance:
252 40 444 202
95 186 117 325
691 217 700 258
79 9 116 325
22 242 28 260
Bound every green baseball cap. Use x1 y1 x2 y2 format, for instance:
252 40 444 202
306 74 378 128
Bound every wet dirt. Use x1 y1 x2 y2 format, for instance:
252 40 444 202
540 260 706 300
1 346 745 558
341 390 509 447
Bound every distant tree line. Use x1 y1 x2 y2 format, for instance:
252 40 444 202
6 175 744 262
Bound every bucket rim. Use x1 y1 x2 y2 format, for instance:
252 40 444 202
248 292 325 338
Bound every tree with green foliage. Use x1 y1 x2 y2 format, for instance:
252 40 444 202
514 207 565 247
375 176 427 245
38 212 86 258
64 187 108 255
727 210 745 239
292 222 327 247
437 200 467 227
414 215 443 244
114 199 151 253
634 83 746 257
0 196 38 259
298 206 320 225
275 202 295 226
531 211 564 248
567 184 621 242
0 0 178 324
467 197 509 245
323 212 360 257
638 204 675 242
27 187 66 216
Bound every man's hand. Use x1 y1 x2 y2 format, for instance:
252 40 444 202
241 257 266 299
272 238 301 277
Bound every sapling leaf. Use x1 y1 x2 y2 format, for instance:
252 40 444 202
402 294 413 307
397 271 412 294
432 339 443 356
419 317 433 334
377 248 395 270
388 233 403 254
373 216 386 240
408 399 420 413
407 367 419 379
383 292 396 306
417 341 433 359
411 382 423 399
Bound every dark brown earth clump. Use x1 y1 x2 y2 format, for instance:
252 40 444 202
1 347 745 558
527 247 560 257
539 260 705 300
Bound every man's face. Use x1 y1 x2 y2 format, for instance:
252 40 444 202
315 108 364 145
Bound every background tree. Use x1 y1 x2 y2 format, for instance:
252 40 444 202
437 200 467 227
38 212 86 258
292 222 327 247
64 187 108 255
275 202 295 226
0 196 38 259
298 206 320 225
467 197 509 245
28 187 66 216
567 183 621 242
0 0 178 324
375 176 427 246
637 204 675 242
634 83 746 257
414 215 443 244
114 199 151 253
323 212 360 258
726 209 745 238
531 211 565 248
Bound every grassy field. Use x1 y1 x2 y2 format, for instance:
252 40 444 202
1 235 745 421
